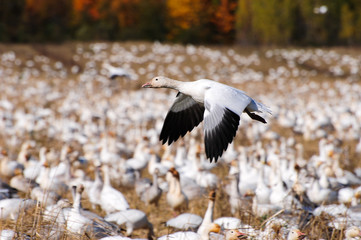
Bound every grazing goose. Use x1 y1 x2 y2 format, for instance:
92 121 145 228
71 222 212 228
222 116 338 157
0 198 37 220
43 199 71 225
142 76 271 162
105 209 154 238
213 217 242 230
9 168 37 193
166 213 203 231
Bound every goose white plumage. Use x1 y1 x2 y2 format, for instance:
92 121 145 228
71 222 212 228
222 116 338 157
213 217 242 230
142 76 271 162
105 209 154 238
166 213 203 230
197 190 216 239
287 229 306 240
140 168 162 206
158 223 221 240
103 62 131 80
88 165 103 209
166 167 188 211
0 229 15 240
345 226 361 240
0 198 37 220
100 165 130 214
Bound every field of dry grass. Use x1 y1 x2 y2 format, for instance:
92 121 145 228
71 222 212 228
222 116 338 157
0 42 361 239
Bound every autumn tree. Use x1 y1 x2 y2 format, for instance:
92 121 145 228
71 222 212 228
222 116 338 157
166 0 213 43
0 0 26 41
24 0 72 41
210 0 237 43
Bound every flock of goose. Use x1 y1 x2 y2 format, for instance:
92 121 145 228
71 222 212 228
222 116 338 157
0 42 361 239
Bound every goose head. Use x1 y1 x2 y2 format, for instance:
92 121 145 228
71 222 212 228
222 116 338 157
287 229 306 240
225 229 248 240
345 226 361 239
209 223 221 233
142 76 172 88
168 167 180 180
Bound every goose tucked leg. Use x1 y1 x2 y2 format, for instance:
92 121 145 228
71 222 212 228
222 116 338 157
244 109 267 124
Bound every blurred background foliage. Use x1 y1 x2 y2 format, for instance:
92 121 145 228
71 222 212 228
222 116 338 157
0 0 360 45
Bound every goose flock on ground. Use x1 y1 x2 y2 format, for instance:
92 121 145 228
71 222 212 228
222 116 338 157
0 42 361 239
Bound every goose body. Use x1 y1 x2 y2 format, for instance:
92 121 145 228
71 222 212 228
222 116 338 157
100 165 130 214
345 226 361 240
166 167 188 211
142 76 271 162
166 213 203 230
105 209 153 237
140 168 162 206
158 223 220 240
0 229 15 240
103 63 131 80
0 198 36 220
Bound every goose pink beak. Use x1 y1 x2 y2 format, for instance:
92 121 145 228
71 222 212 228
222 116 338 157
297 230 306 239
142 82 152 88
236 230 247 239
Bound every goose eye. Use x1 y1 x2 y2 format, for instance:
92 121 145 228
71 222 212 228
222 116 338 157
155 78 158 81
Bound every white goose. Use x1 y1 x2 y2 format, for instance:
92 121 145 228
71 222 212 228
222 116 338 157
197 190 216 239
166 167 188 211
0 150 24 178
0 198 37 220
166 213 203 230
105 209 154 238
140 168 162 206
88 165 103 209
102 62 131 80
345 226 361 240
287 229 306 240
142 76 271 162
100 164 130 214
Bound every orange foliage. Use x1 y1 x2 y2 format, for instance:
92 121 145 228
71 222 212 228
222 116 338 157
110 0 140 27
25 0 50 18
167 0 204 29
212 0 237 34
73 0 101 20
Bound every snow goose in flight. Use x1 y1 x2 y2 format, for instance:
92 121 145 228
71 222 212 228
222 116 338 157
142 76 271 162
102 62 131 80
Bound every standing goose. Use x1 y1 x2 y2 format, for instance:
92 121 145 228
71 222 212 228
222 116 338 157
140 168 162 206
142 76 271 162
100 165 130 214
166 167 188 211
